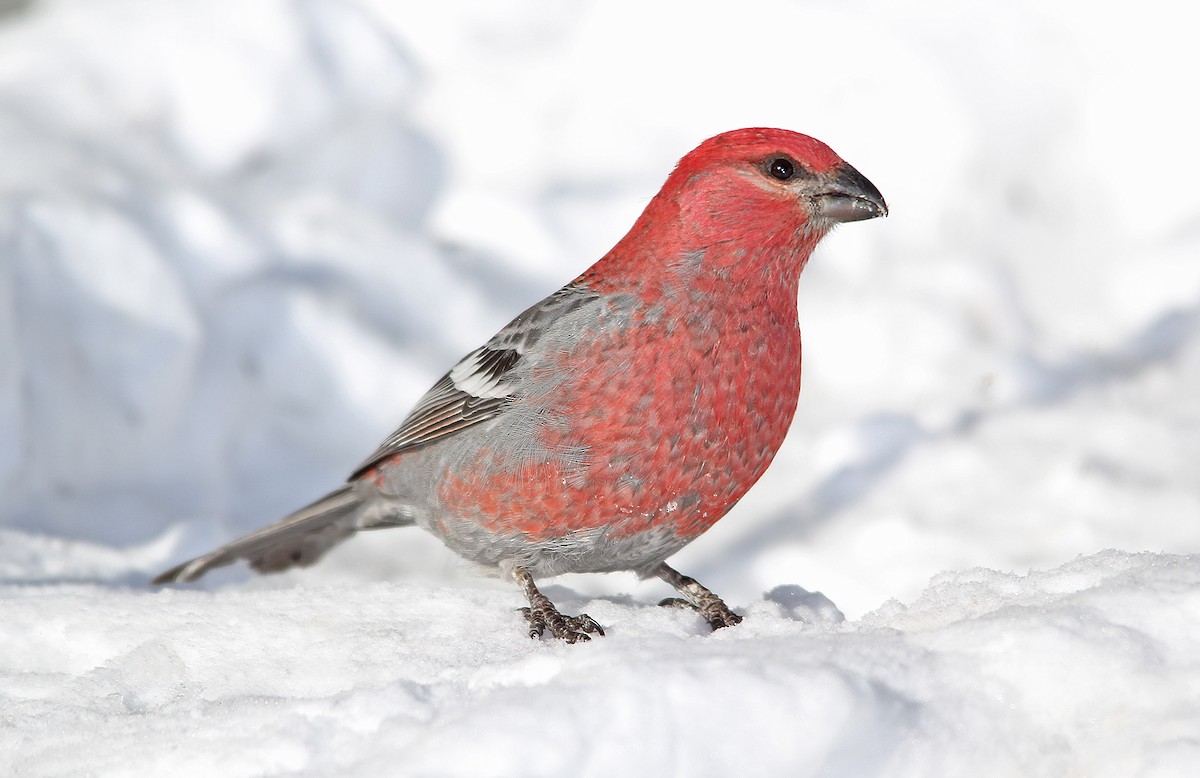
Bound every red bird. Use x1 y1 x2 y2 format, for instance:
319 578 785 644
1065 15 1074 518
155 128 887 642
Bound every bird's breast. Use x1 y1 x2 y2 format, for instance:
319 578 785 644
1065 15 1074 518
563 296 801 537
436 291 802 543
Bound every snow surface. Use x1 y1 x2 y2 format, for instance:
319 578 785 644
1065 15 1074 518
1 0 1198 775
3 550 1199 777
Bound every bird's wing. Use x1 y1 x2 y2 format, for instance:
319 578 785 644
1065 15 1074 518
349 284 600 478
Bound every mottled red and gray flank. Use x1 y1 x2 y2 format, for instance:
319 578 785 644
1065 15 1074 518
155 128 887 642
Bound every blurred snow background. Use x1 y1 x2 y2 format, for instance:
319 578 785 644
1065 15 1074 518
1 0 1198 775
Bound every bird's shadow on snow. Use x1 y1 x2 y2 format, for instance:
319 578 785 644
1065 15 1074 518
537 583 636 605
0 571 162 590
538 581 846 633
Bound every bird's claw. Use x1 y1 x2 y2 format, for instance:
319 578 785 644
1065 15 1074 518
521 606 605 643
514 567 606 643
658 596 742 631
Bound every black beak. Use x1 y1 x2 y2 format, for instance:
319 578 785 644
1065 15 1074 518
815 163 888 223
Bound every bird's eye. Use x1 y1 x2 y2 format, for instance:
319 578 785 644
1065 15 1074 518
767 157 795 181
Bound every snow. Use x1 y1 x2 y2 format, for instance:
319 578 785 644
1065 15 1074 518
1 0 1198 775
3 550 1199 776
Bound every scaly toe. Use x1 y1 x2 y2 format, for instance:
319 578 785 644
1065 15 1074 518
519 606 544 639
568 614 605 638
658 597 742 631
703 604 742 630
521 606 605 643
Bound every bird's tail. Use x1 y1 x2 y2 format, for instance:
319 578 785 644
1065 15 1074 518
152 485 389 584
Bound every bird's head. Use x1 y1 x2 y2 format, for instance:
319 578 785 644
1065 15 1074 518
582 128 886 293
666 127 887 248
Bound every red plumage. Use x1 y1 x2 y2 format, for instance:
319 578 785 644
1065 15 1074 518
155 128 887 642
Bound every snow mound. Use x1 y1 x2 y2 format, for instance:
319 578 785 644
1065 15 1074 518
1 549 1196 777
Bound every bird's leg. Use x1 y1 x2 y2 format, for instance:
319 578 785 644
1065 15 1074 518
655 562 742 630
514 567 605 643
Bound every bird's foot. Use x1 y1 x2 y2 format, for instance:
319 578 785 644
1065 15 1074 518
520 605 605 643
655 563 742 631
658 596 742 630
514 567 605 643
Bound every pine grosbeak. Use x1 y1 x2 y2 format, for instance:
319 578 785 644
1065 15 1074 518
155 128 887 641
